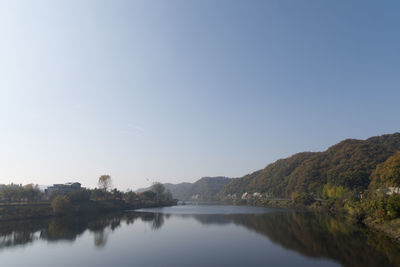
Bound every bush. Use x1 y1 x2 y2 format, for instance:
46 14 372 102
141 190 156 200
386 194 400 219
51 195 72 215
294 192 315 206
68 189 91 203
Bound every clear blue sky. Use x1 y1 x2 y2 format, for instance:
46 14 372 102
0 0 399 190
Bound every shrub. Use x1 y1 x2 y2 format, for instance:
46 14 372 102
68 189 90 203
293 192 315 206
51 195 72 215
386 194 400 219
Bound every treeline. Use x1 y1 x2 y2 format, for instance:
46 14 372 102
221 133 400 198
138 176 232 201
49 177 177 216
0 175 177 220
219 133 400 229
0 184 43 202
345 151 400 223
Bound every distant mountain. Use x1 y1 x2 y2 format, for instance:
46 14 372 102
138 133 400 201
137 176 232 201
220 133 400 198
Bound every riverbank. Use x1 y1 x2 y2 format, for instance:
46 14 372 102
221 198 400 244
0 200 177 222
364 218 400 243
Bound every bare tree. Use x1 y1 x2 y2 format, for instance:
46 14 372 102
98 175 113 191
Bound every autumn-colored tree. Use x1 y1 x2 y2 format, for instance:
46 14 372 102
98 175 113 192
370 151 400 190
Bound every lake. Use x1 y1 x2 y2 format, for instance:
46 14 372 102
1 205 400 267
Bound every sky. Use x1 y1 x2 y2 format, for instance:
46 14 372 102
0 0 399 190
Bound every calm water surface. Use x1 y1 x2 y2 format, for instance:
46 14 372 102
1 205 400 267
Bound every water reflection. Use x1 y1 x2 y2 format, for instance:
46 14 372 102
0 209 400 267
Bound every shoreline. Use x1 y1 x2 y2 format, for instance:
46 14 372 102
0 200 177 223
218 199 400 244
2 199 399 245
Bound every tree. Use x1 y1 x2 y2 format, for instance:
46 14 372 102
141 190 156 200
152 182 165 202
293 192 315 206
111 188 123 200
91 188 106 200
22 184 42 202
370 151 400 190
68 189 90 203
123 191 137 204
98 175 112 192
51 195 72 215
164 190 173 202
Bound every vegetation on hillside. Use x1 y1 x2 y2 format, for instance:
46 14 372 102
219 132 400 240
369 151 400 191
220 152 316 197
221 133 400 199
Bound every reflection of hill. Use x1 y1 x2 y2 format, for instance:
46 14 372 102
1 211 400 267
188 212 400 267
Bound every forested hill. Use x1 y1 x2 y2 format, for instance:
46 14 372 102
137 176 232 201
220 133 400 198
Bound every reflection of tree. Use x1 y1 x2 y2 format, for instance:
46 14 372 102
94 229 109 248
0 230 38 249
88 215 123 248
1 210 400 267
43 218 87 241
0 219 47 249
151 213 164 230
189 212 400 267
138 212 165 230
0 211 166 250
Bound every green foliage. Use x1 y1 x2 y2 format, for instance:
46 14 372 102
135 184 177 207
90 188 106 200
354 194 400 222
141 190 156 200
67 189 91 203
51 195 72 215
151 182 165 202
123 191 137 204
111 189 123 200
222 133 400 198
0 183 43 202
386 194 400 220
221 153 315 197
163 190 173 202
343 200 366 223
322 183 353 199
370 151 400 190
293 192 315 206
